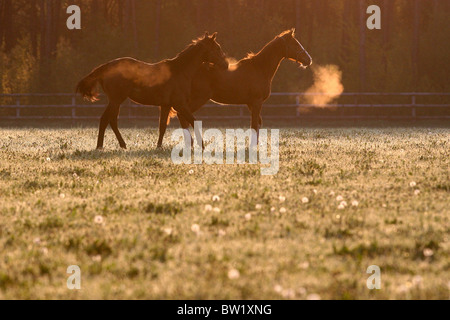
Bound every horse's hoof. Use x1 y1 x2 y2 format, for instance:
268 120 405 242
96 147 104 151
121 145 127 150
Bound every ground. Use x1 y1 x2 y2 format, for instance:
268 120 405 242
0 124 448 299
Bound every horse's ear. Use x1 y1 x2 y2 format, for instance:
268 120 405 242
204 32 209 39
291 28 296 36
210 32 217 40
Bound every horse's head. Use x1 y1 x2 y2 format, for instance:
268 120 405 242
280 29 312 69
198 32 229 70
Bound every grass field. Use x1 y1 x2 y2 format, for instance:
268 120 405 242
0 125 448 299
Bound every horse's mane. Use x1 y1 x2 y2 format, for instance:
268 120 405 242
240 30 291 63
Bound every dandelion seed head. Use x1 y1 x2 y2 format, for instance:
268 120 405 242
423 248 434 257
302 197 309 204
410 181 417 188
212 195 220 202
279 196 286 203
274 285 283 293
281 289 295 299
336 195 344 202
352 200 359 207
228 269 240 280
94 215 104 224
204 204 213 212
280 207 287 214
191 224 200 234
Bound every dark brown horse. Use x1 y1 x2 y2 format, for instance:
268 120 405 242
157 29 312 148
76 32 228 150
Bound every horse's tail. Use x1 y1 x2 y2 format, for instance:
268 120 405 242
167 108 178 125
75 63 109 102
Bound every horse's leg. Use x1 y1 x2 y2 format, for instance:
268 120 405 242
109 103 127 149
178 115 193 149
177 98 208 148
174 105 203 149
249 101 263 148
157 106 171 148
97 104 112 150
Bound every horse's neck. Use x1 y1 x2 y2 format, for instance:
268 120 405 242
252 39 285 79
171 45 205 77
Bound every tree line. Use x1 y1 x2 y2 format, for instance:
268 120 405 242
0 0 449 94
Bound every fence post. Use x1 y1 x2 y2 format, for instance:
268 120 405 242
296 96 300 117
72 96 76 119
16 97 21 119
411 95 416 119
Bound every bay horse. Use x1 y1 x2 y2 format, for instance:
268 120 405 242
157 29 312 148
76 32 228 150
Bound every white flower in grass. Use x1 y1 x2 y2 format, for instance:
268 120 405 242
329 191 335 197
92 255 102 263
412 275 422 287
340 201 348 208
213 207 221 213
188 170 194 175
382 203 387 208
204 204 213 212
409 181 417 188
414 189 421 196
33 238 41 245
255 204 263 210
307 293 321 300
94 215 104 224
423 248 434 257
313 189 318 195
191 224 200 234
270 207 276 213
279 196 286 203
299 262 310 270
280 207 287 214
338 204 345 210
274 285 283 293
297 287 307 296
396 285 409 294
245 213 252 221
336 195 344 202
228 269 240 280
59 193 66 199
218 229 227 237
212 195 220 202
282 289 295 299
46 157 51 162
163 228 173 236
41 247 49 256
352 200 359 207
302 197 309 204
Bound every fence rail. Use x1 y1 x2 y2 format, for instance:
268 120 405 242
1 92 450 120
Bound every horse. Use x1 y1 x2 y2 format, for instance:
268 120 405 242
76 32 228 150
157 29 312 148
